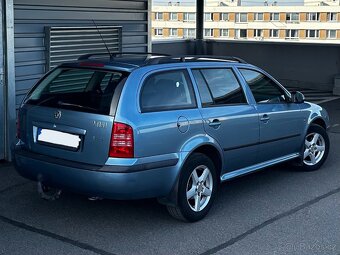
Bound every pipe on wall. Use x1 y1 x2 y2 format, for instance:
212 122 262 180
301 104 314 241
195 0 204 54
2 0 16 161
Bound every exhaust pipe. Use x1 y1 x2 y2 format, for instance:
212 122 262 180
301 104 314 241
88 197 103 201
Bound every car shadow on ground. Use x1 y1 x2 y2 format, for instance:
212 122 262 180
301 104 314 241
9 161 305 223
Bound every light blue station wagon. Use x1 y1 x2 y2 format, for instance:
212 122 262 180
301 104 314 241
13 53 330 221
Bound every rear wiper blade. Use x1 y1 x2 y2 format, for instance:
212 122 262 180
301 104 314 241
35 96 56 106
57 101 97 111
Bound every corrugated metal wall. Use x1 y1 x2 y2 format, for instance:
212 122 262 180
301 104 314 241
14 0 149 107
0 0 5 160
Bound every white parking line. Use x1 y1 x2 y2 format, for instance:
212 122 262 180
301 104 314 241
313 97 340 105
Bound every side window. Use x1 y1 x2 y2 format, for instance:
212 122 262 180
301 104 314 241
239 69 287 104
191 70 213 105
140 70 197 112
192 68 247 106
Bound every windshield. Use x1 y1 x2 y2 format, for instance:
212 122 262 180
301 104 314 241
25 67 129 115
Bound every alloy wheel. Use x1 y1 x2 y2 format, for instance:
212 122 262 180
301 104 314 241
303 132 326 166
186 165 213 212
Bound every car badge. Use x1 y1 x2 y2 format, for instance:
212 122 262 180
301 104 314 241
54 110 62 119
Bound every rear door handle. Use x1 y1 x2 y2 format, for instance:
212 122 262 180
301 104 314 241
208 119 221 128
260 114 270 122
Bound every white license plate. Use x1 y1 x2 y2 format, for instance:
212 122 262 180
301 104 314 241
37 128 81 149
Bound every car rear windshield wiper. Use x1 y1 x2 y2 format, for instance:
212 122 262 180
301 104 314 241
57 101 98 112
34 96 56 106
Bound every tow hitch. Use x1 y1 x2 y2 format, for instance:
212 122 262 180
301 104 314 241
38 181 62 201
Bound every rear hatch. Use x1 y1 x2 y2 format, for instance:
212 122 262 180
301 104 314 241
20 66 129 166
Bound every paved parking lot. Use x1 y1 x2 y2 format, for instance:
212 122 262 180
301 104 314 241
1 99 340 255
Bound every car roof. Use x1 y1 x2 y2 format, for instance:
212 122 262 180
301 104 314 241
58 54 250 73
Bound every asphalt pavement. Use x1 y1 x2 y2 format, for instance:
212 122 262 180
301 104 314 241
1 99 340 255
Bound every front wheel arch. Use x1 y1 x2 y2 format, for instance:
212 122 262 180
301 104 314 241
309 118 327 130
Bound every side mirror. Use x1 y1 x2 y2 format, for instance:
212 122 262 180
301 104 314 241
291 91 305 104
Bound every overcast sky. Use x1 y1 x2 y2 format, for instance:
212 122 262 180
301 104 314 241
153 0 304 6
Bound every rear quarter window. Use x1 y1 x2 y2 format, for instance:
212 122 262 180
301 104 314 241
140 69 197 113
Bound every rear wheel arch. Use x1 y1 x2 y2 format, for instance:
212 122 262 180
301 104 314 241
190 145 223 179
158 144 223 207
167 152 218 221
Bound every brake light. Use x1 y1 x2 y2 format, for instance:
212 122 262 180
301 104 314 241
79 62 105 68
16 111 21 139
109 122 134 158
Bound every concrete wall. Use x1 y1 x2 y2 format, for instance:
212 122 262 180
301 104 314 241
153 40 340 91
152 40 197 55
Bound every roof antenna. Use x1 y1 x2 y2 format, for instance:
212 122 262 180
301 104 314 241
92 19 113 59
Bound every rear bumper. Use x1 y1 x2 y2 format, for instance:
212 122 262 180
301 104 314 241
13 146 180 200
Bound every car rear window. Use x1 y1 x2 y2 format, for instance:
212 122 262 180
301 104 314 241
25 67 129 115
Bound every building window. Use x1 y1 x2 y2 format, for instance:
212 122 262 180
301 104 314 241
155 12 163 21
327 30 337 39
204 29 214 37
270 13 280 21
170 28 178 37
220 29 229 37
255 13 264 21
286 13 299 22
170 12 178 21
205 13 213 21
235 29 247 39
307 30 319 38
184 28 196 38
184 12 196 22
270 29 279 38
154 28 163 36
307 12 320 21
220 13 229 21
328 12 337 22
254 29 263 38
236 13 248 23
286 29 299 39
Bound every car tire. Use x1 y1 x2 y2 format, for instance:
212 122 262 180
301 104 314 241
167 153 218 222
299 124 330 171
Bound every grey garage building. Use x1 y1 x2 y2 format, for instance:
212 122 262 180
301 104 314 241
0 0 151 160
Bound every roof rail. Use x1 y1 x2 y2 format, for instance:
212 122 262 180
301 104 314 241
78 52 170 61
145 55 247 65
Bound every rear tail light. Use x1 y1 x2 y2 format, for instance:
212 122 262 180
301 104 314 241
16 111 21 139
109 122 134 158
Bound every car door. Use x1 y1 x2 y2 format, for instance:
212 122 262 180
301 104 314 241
191 67 260 174
238 68 305 163
135 68 204 158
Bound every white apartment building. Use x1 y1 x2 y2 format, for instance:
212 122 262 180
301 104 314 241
152 0 340 43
